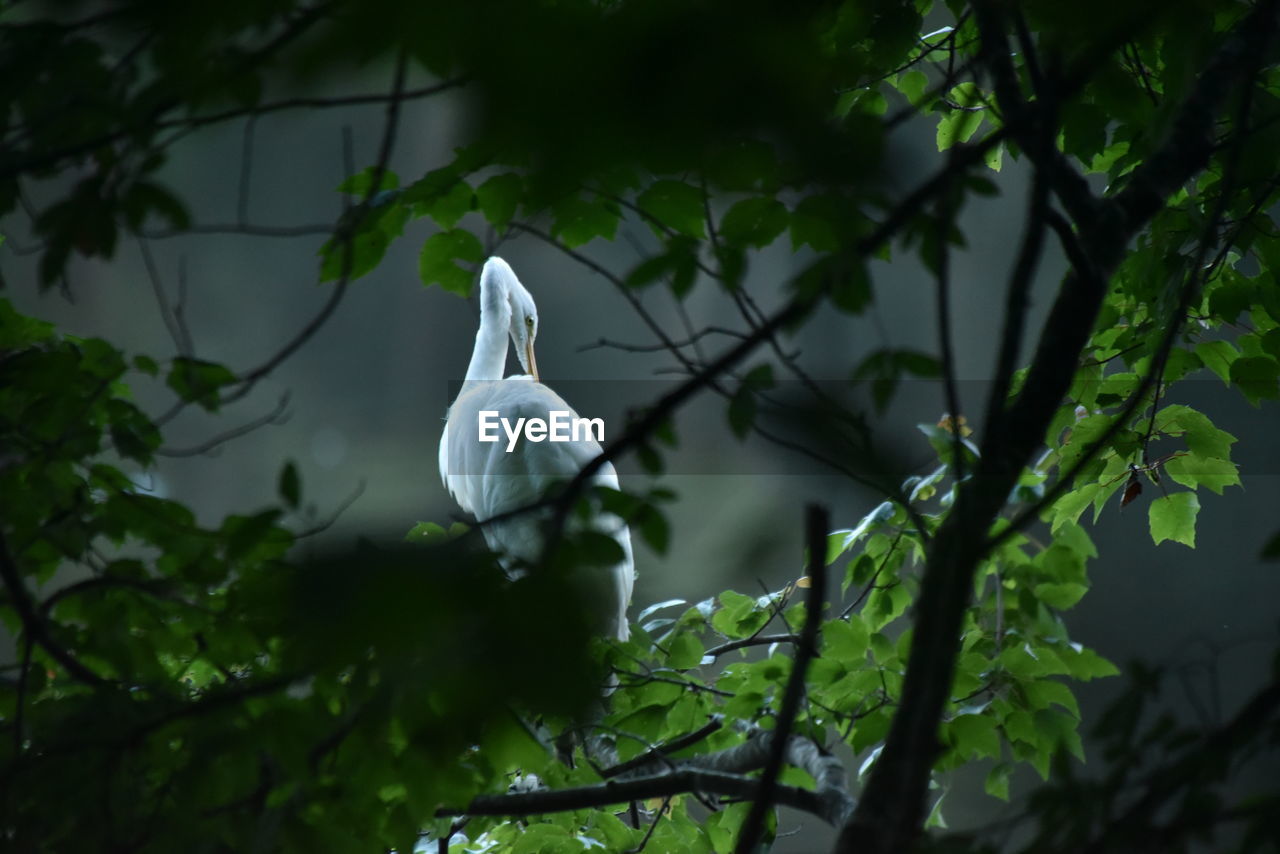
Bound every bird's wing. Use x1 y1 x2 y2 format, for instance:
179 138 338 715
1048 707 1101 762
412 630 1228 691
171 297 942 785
439 378 635 639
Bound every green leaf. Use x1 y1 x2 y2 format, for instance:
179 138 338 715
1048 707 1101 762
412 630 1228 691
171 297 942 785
727 384 756 439
1061 101 1109 164
789 193 862 252
711 590 769 639
319 202 409 282
1035 707 1084 761
476 173 523 230
667 633 704 669
550 193 619 248
132 354 159 376
718 197 788 248
936 84 986 151
106 399 161 462
337 166 399 196
1051 482 1100 532
414 178 474 229
1149 491 1200 548
830 262 872 314
636 180 705 238
1163 455 1240 495
1036 543 1086 585
1033 582 1088 610
1208 274 1253 321
1194 340 1238 384
1228 355 1280 405
122 180 191 231
625 242 699 298
704 139 781 192
1057 414 1113 472
897 69 928 105
727 364 773 440
1024 679 1081 718
637 505 671 555
1059 644 1120 680
418 229 484 296
166 357 236 411
984 141 1004 172
949 713 1001 760
897 350 942 377
405 521 449 543
0 298 56 347
1155 405 1237 460
705 802 750 854
822 618 869 664
985 764 1011 801
1260 328 1280 361
279 461 300 509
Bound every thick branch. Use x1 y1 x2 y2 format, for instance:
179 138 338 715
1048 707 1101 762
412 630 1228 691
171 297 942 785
444 727 854 829
439 768 829 823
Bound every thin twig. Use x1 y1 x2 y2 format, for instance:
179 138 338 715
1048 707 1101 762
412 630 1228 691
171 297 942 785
577 327 750 354
734 505 828 854
983 168 1051 436
625 796 670 854
933 188 965 481
704 634 800 660
143 222 334 240
237 114 258 226
139 239 194 356
156 392 291 457
602 716 725 779
294 479 367 539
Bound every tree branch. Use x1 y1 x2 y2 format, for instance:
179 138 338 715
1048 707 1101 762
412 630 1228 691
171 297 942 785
0 528 111 687
156 392 291 457
438 767 830 823
155 80 466 137
704 634 800 660
982 160 1051 435
442 725 854 829
933 184 966 481
735 504 830 853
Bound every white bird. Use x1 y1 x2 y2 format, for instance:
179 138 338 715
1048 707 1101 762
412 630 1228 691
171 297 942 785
439 257 634 641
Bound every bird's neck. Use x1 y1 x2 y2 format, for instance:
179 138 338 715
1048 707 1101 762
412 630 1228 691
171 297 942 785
464 295 510 382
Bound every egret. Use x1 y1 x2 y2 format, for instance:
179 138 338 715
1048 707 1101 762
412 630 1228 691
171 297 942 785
439 257 635 641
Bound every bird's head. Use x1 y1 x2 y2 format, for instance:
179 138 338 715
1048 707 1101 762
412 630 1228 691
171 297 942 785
483 256 540 382
508 279 540 382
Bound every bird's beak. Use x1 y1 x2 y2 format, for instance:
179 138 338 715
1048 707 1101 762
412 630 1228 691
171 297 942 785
525 339 540 382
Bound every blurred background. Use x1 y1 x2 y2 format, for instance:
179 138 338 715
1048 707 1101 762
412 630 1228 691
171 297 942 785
4 57 1279 845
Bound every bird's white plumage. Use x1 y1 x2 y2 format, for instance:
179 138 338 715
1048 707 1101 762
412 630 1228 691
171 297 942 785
439 257 634 641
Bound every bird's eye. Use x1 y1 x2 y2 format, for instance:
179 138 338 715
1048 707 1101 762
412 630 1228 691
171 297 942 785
525 316 534 329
